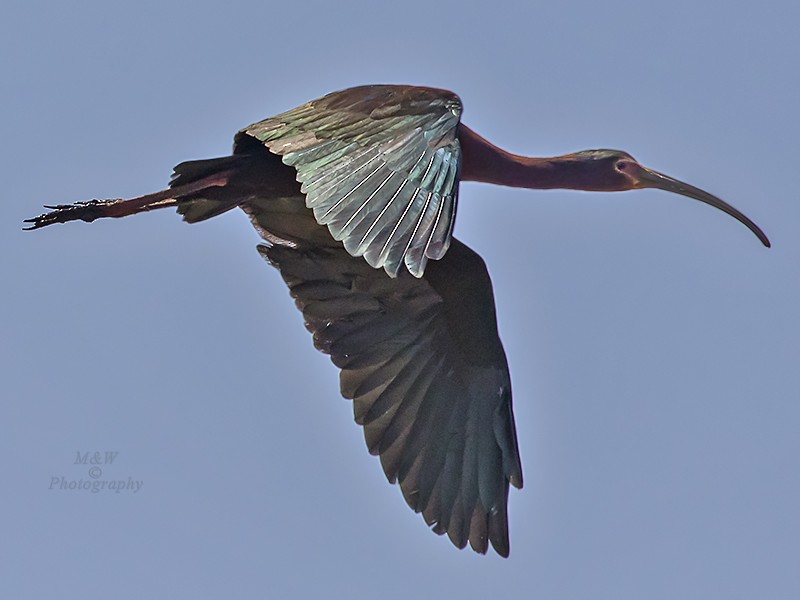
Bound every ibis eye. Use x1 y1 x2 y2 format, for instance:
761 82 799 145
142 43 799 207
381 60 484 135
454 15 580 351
616 161 629 172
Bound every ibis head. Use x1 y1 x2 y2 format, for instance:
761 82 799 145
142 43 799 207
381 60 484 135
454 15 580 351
529 149 772 247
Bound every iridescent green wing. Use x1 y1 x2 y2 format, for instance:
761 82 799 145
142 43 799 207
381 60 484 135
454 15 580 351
240 85 462 278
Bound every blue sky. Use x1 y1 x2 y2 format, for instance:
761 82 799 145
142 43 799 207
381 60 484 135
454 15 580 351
2 1 799 598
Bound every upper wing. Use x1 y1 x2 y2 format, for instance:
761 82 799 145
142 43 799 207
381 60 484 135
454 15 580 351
238 85 463 279
247 188 522 556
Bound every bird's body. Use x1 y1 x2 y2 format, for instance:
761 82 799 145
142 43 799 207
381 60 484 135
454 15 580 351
26 84 770 557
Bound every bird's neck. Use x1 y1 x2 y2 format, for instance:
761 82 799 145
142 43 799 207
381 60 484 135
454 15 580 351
459 124 605 191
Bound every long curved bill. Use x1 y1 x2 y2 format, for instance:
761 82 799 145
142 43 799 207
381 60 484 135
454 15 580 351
635 166 770 248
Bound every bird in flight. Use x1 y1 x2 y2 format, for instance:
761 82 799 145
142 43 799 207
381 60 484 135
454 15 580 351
25 85 770 557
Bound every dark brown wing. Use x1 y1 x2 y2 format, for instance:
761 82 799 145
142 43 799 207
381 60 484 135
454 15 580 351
244 183 522 557
238 85 462 279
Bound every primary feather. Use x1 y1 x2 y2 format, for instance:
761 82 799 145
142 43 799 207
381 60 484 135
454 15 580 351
239 85 463 278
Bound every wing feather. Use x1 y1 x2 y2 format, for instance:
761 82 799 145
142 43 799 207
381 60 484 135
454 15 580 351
242 167 521 556
256 235 522 556
239 85 462 278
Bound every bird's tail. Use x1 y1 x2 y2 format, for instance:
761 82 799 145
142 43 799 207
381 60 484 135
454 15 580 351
171 156 250 223
24 156 249 230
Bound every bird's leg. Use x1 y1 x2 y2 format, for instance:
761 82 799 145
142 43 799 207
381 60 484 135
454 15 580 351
23 196 176 229
23 172 232 230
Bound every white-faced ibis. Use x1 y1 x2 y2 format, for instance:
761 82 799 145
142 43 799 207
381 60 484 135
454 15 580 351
25 85 770 557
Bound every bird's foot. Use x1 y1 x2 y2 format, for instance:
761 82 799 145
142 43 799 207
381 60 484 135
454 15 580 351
23 199 120 230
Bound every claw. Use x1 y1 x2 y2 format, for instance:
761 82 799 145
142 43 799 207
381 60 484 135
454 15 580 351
23 200 112 230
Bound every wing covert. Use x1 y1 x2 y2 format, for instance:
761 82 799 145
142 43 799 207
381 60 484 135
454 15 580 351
239 85 463 278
